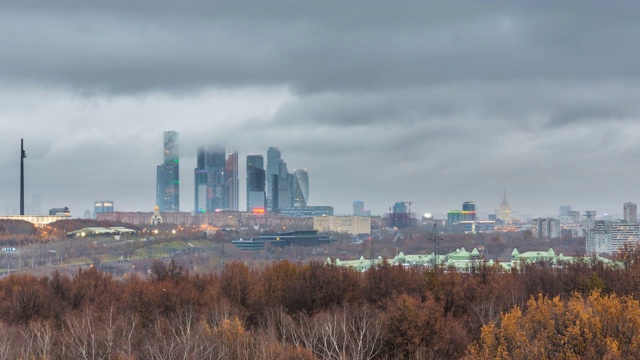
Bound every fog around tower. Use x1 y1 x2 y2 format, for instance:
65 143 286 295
0 1 640 218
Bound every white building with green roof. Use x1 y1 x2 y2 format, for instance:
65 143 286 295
328 247 620 272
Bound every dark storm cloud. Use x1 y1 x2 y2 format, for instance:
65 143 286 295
271 81 640 131
2 1 640 94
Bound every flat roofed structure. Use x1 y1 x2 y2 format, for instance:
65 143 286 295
67 226 136 238
0 214 71 227
232 230 332 250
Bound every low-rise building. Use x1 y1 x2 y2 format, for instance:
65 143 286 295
313 216 371 235
329 247 619 272
231 230 332 250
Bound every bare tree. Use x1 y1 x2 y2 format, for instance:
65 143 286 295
61 307 112 360
300 306 384 360
20 320 55 359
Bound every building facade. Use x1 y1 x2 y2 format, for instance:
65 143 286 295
266 147 281 211
156 131 179 212
313 216 371 235
532 217 561 239
292 169 309 207
205 147 226 211
586 220 640 255
94 201 114 218
224 151 239 211
247 155 266 212
280 206 333 217
194 148 208 213
624 202 637 223
498 189 511 223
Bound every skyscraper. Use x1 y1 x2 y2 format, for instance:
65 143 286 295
94 201 114 218
266 147 281 211
353 200 371 216
225 151 239 211
462 201 477 221
156 131 179 212
247 155 266 212
276 160 292 210
194 148 208 213
292 169 309 207
266 147 295 212
498 188 511 223
353 200 365 216
206 147 226 211
624 202 637 223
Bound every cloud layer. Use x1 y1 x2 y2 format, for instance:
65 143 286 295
1 1 639 218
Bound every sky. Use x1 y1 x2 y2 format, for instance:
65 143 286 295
1 1 640 219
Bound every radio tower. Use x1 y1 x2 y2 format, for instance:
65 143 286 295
20 139 26 215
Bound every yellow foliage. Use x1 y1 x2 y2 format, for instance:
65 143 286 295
468 291 640 359
216 316 246 342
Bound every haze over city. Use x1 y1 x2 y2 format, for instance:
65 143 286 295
1 1 639 219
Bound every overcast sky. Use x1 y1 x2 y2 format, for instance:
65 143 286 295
1 1 640 219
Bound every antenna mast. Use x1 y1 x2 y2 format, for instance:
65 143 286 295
20 139 26 215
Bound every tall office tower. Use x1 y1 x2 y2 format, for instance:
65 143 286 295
624 202 637 223
353 200 365 216
292 169 309 207
559 205 572 217
247 155 266 212
224 151 239 211
462 201 477 221
156 131 179 212
94 201 114 216
462 201 476 212
206 147 226 211
498 188 511 223
277 160 293 210
194 148 208 213
266 147 281 211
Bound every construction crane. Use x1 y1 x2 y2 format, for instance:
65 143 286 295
400 201 415 214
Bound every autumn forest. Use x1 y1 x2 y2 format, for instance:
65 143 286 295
0 255 639 359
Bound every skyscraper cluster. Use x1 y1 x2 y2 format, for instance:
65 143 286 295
194 147 239 212
266 147 308 212
155 132 308 214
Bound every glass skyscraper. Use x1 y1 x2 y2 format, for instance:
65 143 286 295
247 155 266 212
225 151 239 211
156 131 179 212
206 147 226 211
292 169 309 207
266 147 281 211
194 148 208 213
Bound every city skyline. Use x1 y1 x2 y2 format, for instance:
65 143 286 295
1 133 637 220
1 2 640 217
